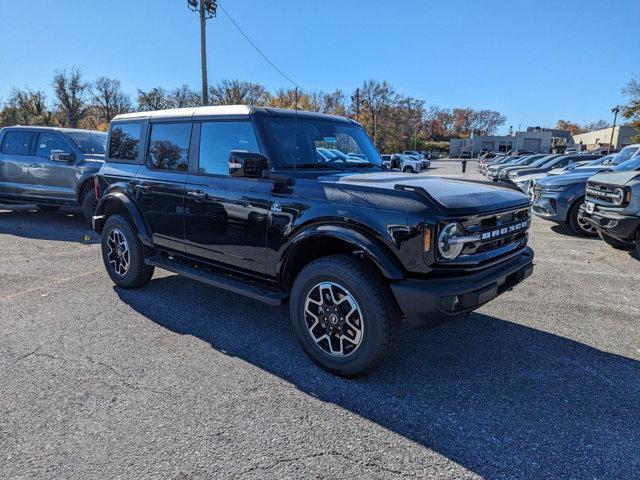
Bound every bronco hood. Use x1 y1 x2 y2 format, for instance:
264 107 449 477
587 170 640 186
319 172 530 215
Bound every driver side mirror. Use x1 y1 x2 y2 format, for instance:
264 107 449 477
228 150 270 178
50 150 76 162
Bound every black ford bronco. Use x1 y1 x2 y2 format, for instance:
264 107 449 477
93 106 534 377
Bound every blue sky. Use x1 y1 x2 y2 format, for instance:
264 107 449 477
1 0 638 132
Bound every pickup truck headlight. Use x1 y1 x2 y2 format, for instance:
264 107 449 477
437 223 465 259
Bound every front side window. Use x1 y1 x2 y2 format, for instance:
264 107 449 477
36 132 69 157
1 131 35 155
109 123 141 160
199 121 259 175
147 123 192 171
68 132 107 155
265 117 382 169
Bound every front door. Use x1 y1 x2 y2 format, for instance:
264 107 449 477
0 130 36 198
27 131 78 201
184 120 270 274
134 122 192 252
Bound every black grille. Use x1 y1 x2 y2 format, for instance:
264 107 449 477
586 182 616 203
459 207 531 256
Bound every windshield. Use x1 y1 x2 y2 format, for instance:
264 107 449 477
67 131 108 155
266 117 382 169
613 155 640 172
610 146 639 166
530 154 561 168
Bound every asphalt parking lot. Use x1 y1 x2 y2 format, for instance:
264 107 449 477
1 160 639 479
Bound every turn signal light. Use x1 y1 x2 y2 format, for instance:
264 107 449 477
423 228 431 252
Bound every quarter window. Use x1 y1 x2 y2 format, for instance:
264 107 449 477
199 121 259 175
1 131 35 155
36 132 69 157
109 123 141 161
147 123 192 171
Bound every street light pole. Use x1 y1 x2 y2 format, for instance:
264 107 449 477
608 106 620 154
187 0 218 106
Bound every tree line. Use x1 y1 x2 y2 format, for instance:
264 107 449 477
0 67 510 153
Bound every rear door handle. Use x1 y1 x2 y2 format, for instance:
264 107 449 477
187 190 208 201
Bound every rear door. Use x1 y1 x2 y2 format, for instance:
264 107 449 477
28 131 78 201
134 121 191 252
0 130 36 198
184 120 270 274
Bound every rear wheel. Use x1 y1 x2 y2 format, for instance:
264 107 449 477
81 187 98 224
101 214 154 288
289 254 401 377
568 200 597 237
598 230 634 250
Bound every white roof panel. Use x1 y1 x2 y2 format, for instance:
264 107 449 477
113 105 252 121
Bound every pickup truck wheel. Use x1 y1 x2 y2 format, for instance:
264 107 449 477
598 231 634 250
37 205 59 212
81 188 98 225
101 214 154 288
568 201 597 237
290 254 401 377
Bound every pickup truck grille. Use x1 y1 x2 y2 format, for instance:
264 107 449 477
586 182 616 203
450 206 530 259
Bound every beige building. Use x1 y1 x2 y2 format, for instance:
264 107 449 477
573 125 639 150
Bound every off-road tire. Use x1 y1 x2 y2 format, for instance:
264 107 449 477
568 200 597 237
101 214 154 288
289 254 401 377
598 230 634 250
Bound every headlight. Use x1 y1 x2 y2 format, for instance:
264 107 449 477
437 223 465 260
543 184 572 192
611 187 625 205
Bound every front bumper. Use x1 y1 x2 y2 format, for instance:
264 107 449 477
579 206 640 241
531 192 569 223
390 247 534 329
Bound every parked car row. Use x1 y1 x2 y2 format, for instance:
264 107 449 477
478 144 640 254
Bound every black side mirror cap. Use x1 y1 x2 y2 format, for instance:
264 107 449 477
228 150 270 178
50 150 76 162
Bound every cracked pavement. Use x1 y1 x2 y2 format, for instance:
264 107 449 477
1 161 639 479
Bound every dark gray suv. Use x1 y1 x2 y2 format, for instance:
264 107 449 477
0 126 107 221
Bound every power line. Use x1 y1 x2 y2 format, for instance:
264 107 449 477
216 2 309 94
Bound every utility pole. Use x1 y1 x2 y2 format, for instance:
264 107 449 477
187 0 218 106
608 106 620 154
351 88 360 122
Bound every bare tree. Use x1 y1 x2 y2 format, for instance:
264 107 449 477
358 80 396 145
321 89 348 116
209 79 270 106
90 77 131 124
137 87 172 111
52 68 88 128
472 109 507 135
170 84 202 108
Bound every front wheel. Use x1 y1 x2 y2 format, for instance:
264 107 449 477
289 254 401 377
402 166 414 173
598 230 634 250
101 214 154 288
568 201 597 237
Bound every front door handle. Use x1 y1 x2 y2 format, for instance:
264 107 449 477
186 190 208 201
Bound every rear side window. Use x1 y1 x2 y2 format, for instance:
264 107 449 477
147 122 192 171
109 123 141 160
1 131 35 155
36 132 69 157
198 121 259 175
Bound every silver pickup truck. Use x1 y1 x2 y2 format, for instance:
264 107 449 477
0 125 107 221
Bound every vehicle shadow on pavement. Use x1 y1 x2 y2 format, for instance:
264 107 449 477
0 209 98 243
549 224 600 240
116 275 640 479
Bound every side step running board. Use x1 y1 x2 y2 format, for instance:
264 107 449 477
145 256 289 306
